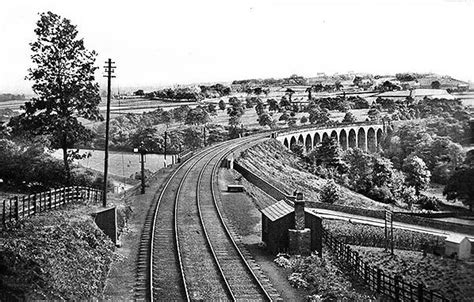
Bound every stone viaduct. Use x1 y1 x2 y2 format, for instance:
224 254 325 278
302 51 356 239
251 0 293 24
276 122 387 153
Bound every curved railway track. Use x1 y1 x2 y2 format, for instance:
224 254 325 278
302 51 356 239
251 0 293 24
135 134 278 301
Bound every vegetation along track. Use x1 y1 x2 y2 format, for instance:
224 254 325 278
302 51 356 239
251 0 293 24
135 134 277 301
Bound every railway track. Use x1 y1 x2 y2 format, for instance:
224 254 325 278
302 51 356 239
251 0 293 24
135 135 278 301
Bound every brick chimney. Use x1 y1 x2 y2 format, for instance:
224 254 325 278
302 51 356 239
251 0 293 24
294 200 305 230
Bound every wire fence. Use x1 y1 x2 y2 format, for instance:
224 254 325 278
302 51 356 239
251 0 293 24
323 229 449 302
1 186 104 227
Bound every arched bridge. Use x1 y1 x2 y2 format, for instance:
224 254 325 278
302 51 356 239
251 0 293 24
276 122 386 153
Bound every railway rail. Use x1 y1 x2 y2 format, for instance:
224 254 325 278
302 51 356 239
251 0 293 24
135 134 279 301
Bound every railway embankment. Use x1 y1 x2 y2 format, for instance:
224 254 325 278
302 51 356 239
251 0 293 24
235 139 474 236
0 165 176 300
230 137 474 301
0 202 115 300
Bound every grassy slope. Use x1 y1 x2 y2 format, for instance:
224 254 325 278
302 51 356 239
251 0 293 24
238 139 400 211
0 203 115 300
352 246 474 301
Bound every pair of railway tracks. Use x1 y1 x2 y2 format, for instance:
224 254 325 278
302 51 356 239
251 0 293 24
135 135 280 301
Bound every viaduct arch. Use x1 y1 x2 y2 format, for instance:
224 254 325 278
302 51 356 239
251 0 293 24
276 123 385 153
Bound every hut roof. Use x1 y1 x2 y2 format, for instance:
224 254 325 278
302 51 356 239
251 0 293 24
261 200 294 222
445 234 469 244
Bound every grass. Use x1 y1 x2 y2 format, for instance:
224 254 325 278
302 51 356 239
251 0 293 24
323 220 445 252
0 203 115 300
49 149 174 179
352 246 474 301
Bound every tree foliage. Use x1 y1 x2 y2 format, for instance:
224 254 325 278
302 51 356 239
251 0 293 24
185 106 210 125
308 107 330 125
9 12 102 183
402 155 431 195
342 112 357 123
320 180 341 204
444 167 474 211
257 112 274 128
227 97 245 127
218 99 226 111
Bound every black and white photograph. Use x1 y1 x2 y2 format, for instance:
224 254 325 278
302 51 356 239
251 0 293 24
0 0 473 301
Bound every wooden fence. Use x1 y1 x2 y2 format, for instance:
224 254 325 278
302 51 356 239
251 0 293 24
323 230 449 302
1 186 104 227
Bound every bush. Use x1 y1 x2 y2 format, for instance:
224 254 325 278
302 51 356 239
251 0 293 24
367 185 395 204
290 143 304 157
416 195 441 211
320 180 341 204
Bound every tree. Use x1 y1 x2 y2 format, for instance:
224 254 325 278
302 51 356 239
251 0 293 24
185 106 210 125
431 80 441 89
160 110 172 125
258 112 274 128
342 112 357 123
287 118 297 127
218 99 226 111
308 107 330 125
279 112 290 122
309 137 342 169
172 105 190 123
320 180 341 204
290 142 304 157
207 103 217 115
286 88 295 102
255 99 265 116
402 155 431 195
129 127 163 153
353 98 370 109
227 97 245 128
182 127 204 149
444 167 474 211
134 89 145 96
300 116 308 124
367 108 381 122
279 95 291 110
245 97 256 108
267 98 279 111
342 148 374 193
10 12 102 184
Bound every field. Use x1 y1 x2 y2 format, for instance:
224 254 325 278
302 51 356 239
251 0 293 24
50 149 174 179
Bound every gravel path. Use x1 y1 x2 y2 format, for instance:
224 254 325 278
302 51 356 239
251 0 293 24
217 167 309 301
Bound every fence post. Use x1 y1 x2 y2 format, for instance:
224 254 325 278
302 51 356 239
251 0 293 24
418 283 424 301
364 262 369 282
377 268 381 293
48 191 52 209
14 196 19 221
33 194 37 215
3 199 6 226
394 275 401 300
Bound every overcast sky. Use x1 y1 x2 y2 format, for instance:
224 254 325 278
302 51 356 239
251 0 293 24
0 0 473 93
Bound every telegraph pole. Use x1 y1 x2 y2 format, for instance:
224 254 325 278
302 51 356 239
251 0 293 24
103 59 116 207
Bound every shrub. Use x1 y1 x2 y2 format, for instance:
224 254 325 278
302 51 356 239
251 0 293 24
320 180 341 204
416 195 441 211
367 185 395 204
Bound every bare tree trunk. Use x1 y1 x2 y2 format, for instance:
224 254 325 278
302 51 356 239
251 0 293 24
62 146 70 185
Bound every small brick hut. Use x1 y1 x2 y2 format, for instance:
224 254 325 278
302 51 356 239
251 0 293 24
260 200 322 255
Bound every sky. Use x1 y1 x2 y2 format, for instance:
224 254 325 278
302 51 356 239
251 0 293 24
0 0 473 93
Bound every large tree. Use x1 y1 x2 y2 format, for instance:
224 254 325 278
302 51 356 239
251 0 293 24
444 167 474 211
402 155 431 195
10 12 102 183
